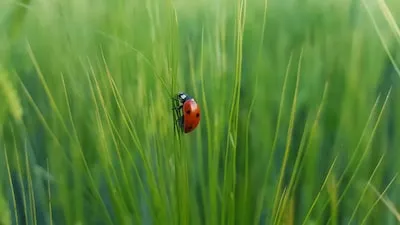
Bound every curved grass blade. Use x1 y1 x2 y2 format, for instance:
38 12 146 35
362 0 400 78
346 154 386 224
364 176 400 223
271 48 303 225
361 174 399 225
254 52 293 225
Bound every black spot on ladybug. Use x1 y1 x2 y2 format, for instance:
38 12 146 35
187 126 192 130
196 113 200 118
186 110 191 114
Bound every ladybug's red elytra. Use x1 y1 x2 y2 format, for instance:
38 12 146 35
173 92 200 133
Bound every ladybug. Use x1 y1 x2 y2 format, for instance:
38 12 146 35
173 92 201 133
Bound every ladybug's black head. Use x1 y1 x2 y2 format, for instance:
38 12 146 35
177 92 192 103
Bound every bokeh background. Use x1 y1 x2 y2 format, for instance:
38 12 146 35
1 0 400 224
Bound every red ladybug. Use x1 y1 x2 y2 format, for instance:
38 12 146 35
173 92 200 133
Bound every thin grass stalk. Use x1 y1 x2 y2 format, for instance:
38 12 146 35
336 95 381 188
271 48 303 225
46 159 53 225
197 26 216 225
5 144 19 225
85 63 121 224
60 70 113 224
313 94 381 223
315 88 392 224
25 42 75 145
362 0 400 77
221 0 246 223
232 0 247 224
17 78 65 157
274 118 311 225
377 0 400 45
23 139 36 225
273 81 331 224
11 126 29 225
250 0 269 219
100 50 145 153
241 72 259 225
98 54 152 221
187 39 208 225
281 82 329 223
301 156 338 225
365 177 400 223
361 174 399 225
289 82 330 206
90 60 141 221
336 89 391 204
347 154 386 224
254 52 293 225
88 59 125 194
166 2 187 223
95 34 172 96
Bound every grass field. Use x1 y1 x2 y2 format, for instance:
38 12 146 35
1 0 400 224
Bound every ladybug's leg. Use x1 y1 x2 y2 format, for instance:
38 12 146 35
175 116 184 131
172 96 181 104
178 116 184 128
172 105 183 111
172 99 183 132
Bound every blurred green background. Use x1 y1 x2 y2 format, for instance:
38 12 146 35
1 0 400 224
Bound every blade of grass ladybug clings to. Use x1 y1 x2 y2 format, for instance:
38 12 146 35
164 1 190 224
